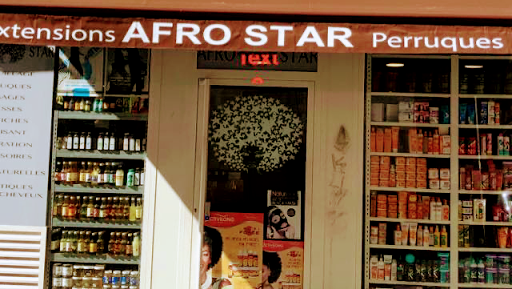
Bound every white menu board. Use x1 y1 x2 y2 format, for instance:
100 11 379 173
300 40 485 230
0 45 54 226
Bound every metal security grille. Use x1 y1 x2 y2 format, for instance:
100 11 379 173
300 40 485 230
0 226 46 289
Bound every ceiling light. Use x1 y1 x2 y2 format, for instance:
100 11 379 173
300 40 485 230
386 63 404 68
465 65 484 69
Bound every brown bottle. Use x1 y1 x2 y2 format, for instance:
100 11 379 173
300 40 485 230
114 232 121 255
125 233 133 256
106 197 113 220
99 197 108 220
97 231 105 255
68 196 76 219
120 232 127 256
123 197 130 220
108 232 116 255
93 197 101 219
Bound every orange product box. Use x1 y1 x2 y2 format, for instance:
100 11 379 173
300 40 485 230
376 128 384 152
370 179 379 186
395 157 406 165
379 180 389 187
417 202 423 219
417 158 427 166
406 157 417 165
398 191 408 200
370 156 380 164
388 195 398 202
379 172 390 179
406 173 417 181
396 171 406 180
396 180 406 188
408 208 417 219
388 205 398 212
417 173 427 181
380 156 391 165
417 180 427 189
370 173 380 180
384 128 392 152
388 179 396 187
406 179 417 188
377 209 387 217
377 203 387 210
377 194 387 201
406 165 416 173
395 165 406 172
417 166 428 174
408 193 418 202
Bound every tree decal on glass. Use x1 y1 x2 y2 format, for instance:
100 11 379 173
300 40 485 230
209 95 304 172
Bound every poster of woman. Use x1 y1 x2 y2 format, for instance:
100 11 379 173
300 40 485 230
106 48 149 94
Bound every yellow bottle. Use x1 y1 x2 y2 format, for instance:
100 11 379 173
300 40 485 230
129 197 137 222
440 226 448 248
434 225 440 247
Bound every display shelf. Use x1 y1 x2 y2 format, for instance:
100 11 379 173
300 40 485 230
370 122 451 128
459 155 512 160
52 218 142 229
54 184 144 194
368 92 451 98
459 124 512 129
368 280 450 287
369 244 450 251
56 149 146 160
459 190 512 195
370 187 451 193
370 152 450 158
370 217 451 225
51 253 140 264
460 221 512 226
458 248 512 252
458 284 512 288
459 94 512 99
57 111 148 121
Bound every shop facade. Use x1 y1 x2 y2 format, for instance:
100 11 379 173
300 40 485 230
1 8 512 289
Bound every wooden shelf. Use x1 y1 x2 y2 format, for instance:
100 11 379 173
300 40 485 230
370 217 451 224
369 92 451 98
370 187 451 193
369 244 450 251
371 122 450 128
370 152 450 158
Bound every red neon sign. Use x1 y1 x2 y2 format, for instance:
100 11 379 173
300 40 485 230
241 53 280 67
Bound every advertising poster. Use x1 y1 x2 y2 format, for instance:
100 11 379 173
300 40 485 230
263 241 304 289
204 212 263 289
57 47 104 96
267 190 302 240
105 48 149 94
0 44 54 226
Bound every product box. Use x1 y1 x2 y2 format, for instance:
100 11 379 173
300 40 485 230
267 190 302 240
386 104 399 122
371 103 385 122
473 199 486 223
205 212 264 289
263 241 304 289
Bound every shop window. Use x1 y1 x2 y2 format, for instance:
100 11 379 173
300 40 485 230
202 85 307 289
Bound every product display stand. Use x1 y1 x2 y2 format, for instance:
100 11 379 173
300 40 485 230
366 55 512 289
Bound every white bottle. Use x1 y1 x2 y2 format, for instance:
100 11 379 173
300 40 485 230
391 259 397 281
423 226 430 247
430 199 436 221
436 198 443 221
378 256 385 281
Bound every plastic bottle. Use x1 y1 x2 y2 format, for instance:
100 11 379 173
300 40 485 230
442 200 450 221
129 197 137 222
477 259 485 284
115 163 125 187
423 226 430 247
436 198 443 221
434 226 440 247
378 256 385 280
391 259 397 281
440 226 448 248
132 233 140 257
397 256 404 281
433 129 440 155
430 199 436 221
417 129 424 154
470 258 477 284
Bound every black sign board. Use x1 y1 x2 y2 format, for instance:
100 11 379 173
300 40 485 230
197 51 318 72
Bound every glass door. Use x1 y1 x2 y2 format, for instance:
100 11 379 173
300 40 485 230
195 79 312 289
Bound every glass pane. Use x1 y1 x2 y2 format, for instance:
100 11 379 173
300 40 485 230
201 85 307 289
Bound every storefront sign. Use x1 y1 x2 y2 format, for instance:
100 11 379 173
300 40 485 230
197 51 318 71
0 45 54 226
1 13 512 54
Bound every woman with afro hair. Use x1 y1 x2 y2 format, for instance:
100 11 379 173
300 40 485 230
257 251 282 289
200 226 232 289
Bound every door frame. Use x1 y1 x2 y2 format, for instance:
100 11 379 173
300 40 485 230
192 77 316 289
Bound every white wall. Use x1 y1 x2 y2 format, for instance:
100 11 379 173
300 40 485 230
143 51 365 289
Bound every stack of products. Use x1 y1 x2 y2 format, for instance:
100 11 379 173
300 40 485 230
370 222 448 248
52 263 139 289
459 255 512 285
52 194 142 222
61 96 148 114
370 127 450 155
371 100 449 124
54 161 144 187
370 156 446 189
460 101 501 125
459 132 512 156
371 192 450 221
369 253 449 283
51 229 141 257
458 161 512 190
57 131 147 152
458 199 486 222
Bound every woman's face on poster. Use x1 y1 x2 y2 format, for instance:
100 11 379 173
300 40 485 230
200 244 211 273
262 264 270 283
